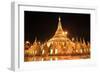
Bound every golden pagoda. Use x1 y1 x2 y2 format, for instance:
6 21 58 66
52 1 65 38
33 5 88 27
47 16 71 55
48 17 69 43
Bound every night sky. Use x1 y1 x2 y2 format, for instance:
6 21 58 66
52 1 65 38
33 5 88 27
24 11 90 43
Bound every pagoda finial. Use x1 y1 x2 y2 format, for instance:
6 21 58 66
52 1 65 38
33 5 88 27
57 16 62 30
59 16 61 21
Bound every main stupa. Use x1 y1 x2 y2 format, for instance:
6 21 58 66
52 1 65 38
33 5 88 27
47 17 70 46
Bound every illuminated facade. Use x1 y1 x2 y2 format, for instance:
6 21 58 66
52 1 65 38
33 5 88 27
24 17 90 61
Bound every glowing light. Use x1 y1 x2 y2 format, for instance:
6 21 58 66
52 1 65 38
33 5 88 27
55 57 58 60
65 31 68 35
62 32 65 35
26 41 30 44
41 58 44 61
35 50 37 54
50 57 53 61
55 49 58 54
32 51 34 55
80 49 83 53
50 49 53 55
42 50 44 55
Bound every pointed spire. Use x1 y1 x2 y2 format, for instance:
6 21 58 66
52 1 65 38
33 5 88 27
59 16 61 22
57 16 63 31
87 41 90 48
52 16 64 37
82 38 86 47
33 37 37 45
80 38 82 43
82 38 85 43
35 37 37 42
76 37 78 42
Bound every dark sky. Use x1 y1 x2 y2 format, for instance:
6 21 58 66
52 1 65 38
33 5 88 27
24 11 90 43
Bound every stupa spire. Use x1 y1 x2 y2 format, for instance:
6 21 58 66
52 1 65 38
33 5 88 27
34 37 37 44
35 37 37 42
57 16 63 31
59 16 61 21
